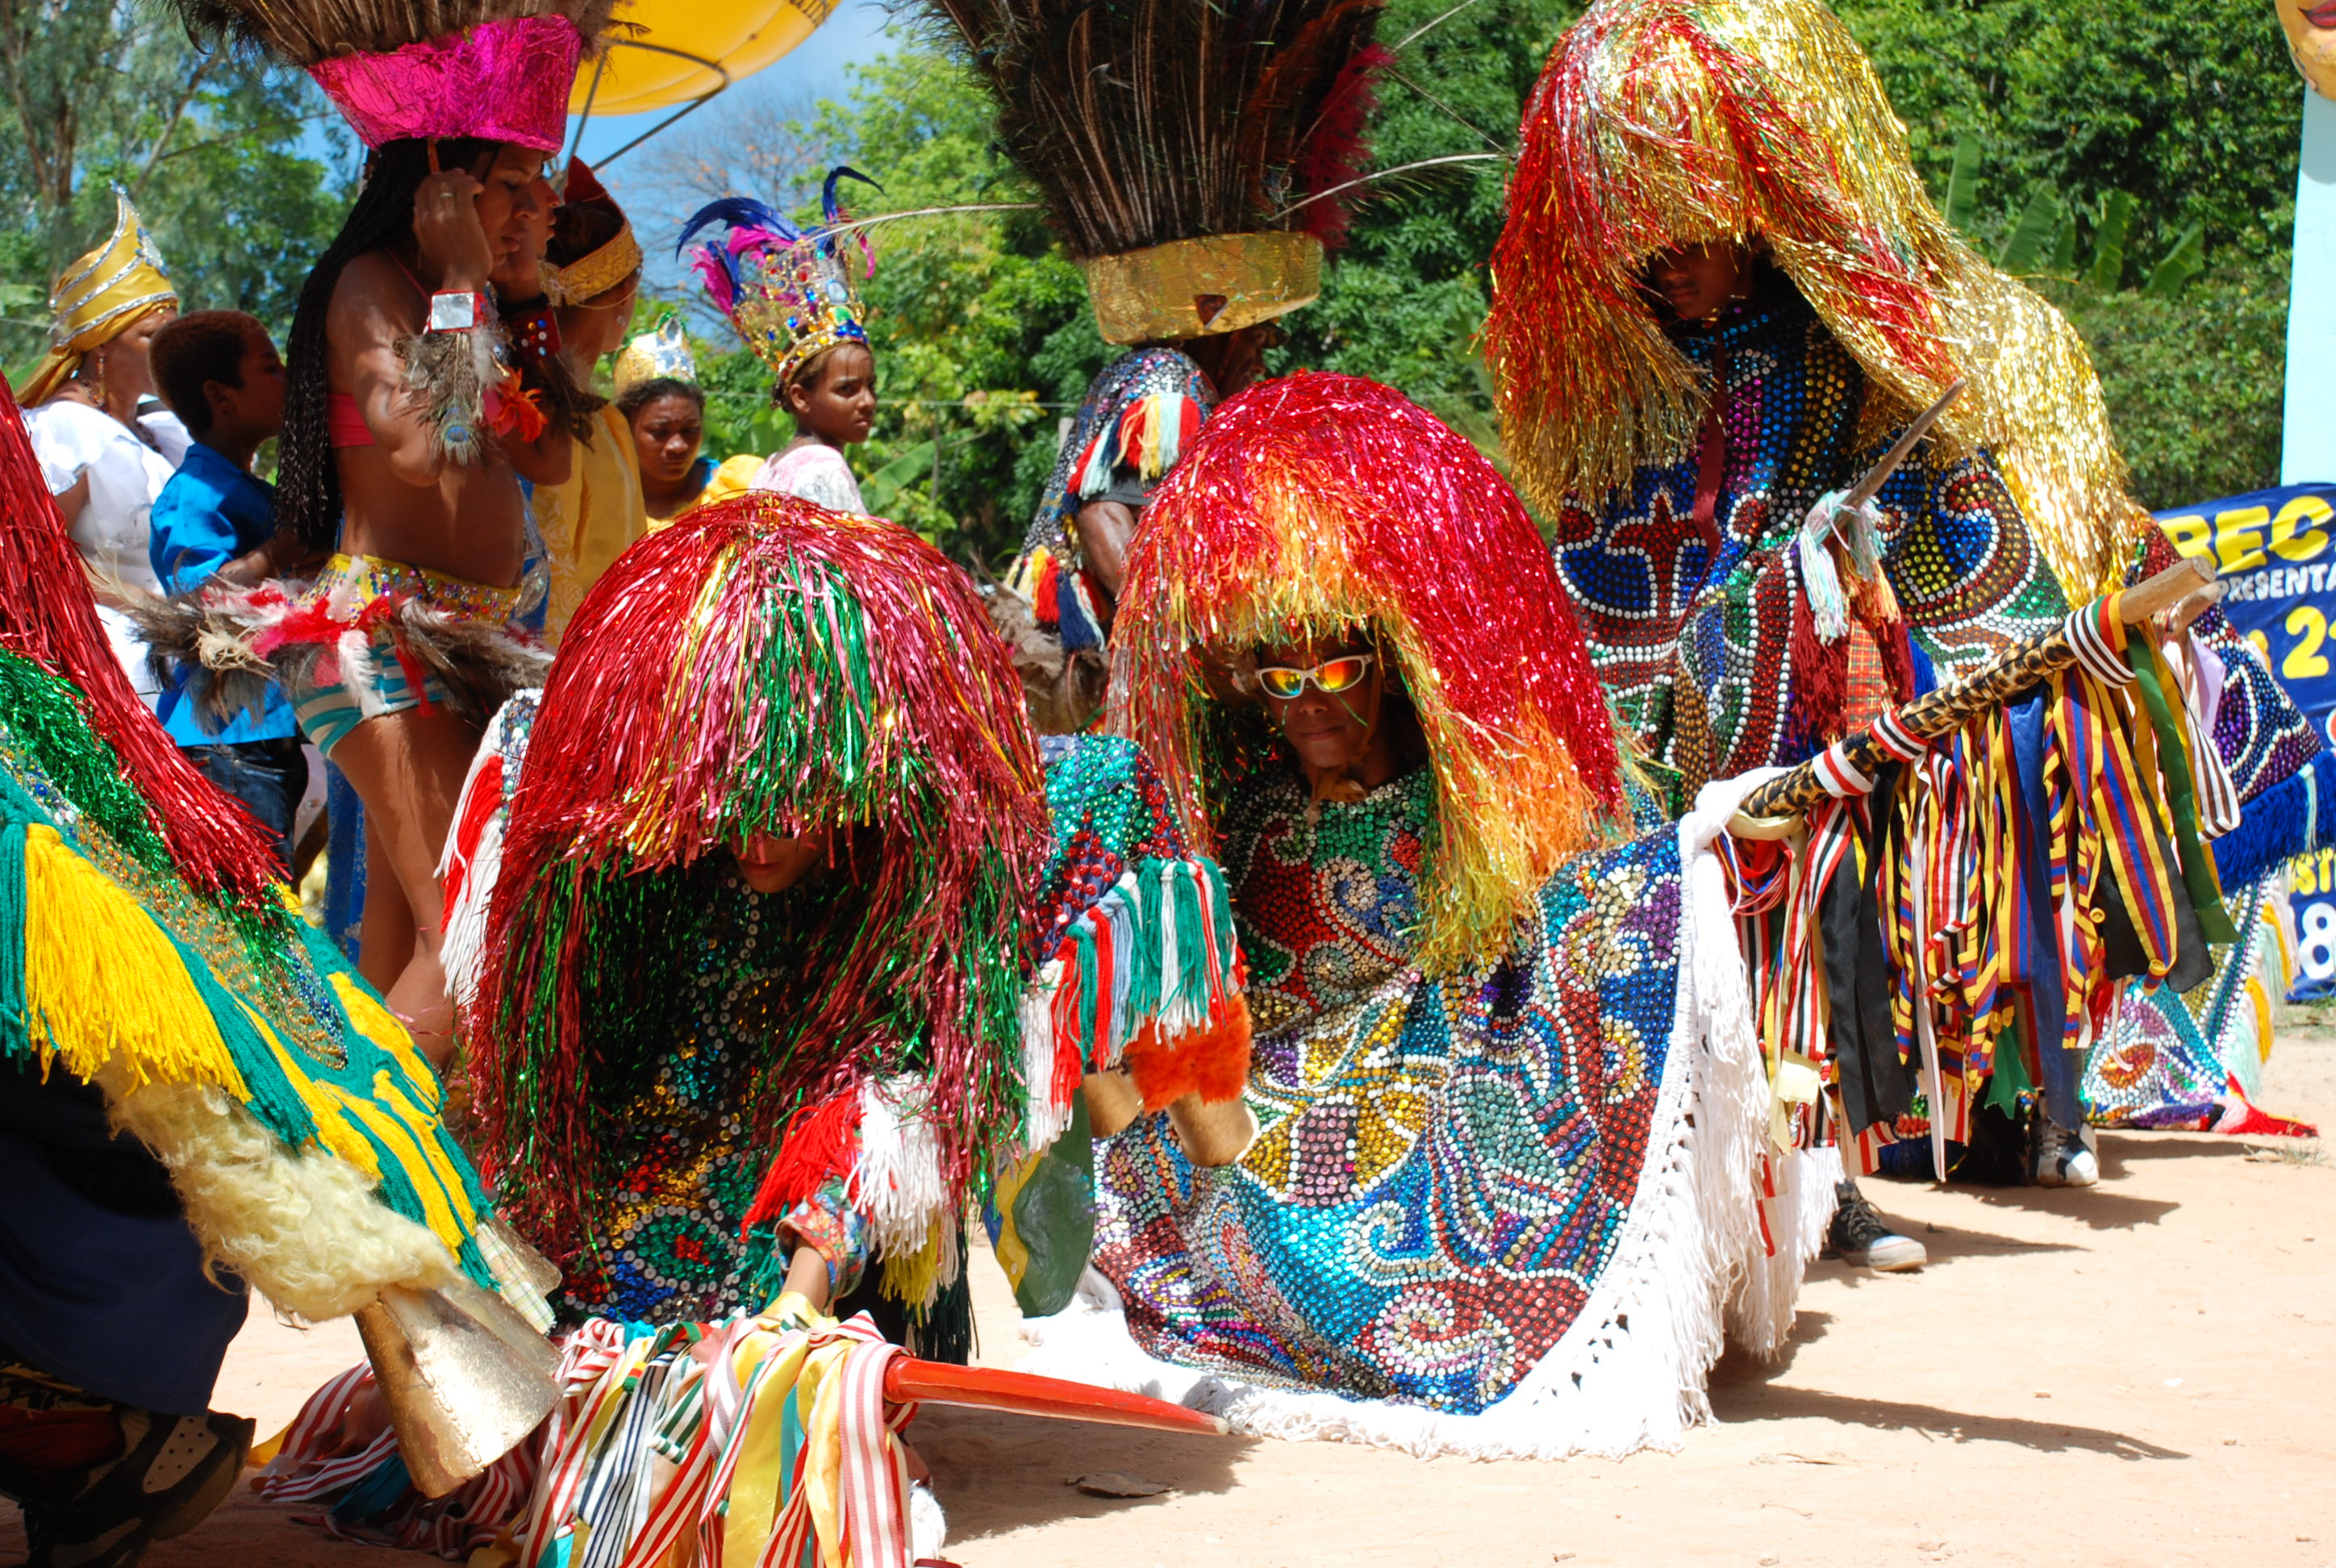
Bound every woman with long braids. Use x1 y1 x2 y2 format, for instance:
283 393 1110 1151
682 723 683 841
272 136 566 1052
142 0 617 1059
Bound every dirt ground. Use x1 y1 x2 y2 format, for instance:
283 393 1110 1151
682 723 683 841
8 1028 2333 1568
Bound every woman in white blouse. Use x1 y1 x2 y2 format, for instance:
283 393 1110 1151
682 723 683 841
16 189 183 704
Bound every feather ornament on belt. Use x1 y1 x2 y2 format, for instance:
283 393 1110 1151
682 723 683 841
123 579 551 736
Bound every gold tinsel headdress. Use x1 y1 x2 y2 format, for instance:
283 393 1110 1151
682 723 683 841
19 188 177 408
1484 0 2146 594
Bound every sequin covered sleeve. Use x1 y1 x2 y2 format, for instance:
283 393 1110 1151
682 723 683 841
774 1174 870 1300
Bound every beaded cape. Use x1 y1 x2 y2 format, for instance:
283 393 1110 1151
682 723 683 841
2085 874 2318 1141
1553 272 2069 778
1092 766 1683 1413
451 698 1232 1324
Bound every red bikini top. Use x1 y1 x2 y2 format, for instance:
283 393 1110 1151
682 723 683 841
327 391 376 448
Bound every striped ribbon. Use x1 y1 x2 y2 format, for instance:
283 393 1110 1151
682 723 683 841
2167 636 2242 839
251 1365 397 1501
2051 664 2183 983
1867 707 1928 764
515 1319 640 1567
2063 596 2135 687
1812 740 1875 799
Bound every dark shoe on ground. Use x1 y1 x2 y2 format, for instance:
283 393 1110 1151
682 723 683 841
24 1408 254 1568
1823 1181 1927 1272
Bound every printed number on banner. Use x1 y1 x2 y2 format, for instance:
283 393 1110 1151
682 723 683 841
2284 605 2331 682
2301 900 2336 983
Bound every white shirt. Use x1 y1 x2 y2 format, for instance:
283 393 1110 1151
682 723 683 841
23 398 177 706
23 398 174 593
751 443 867 515
136 399 193 467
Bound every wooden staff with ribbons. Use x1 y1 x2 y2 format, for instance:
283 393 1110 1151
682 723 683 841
1731 552 2223 827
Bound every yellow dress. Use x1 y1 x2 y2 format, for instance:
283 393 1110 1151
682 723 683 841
644 452 765 535
537 405 650 644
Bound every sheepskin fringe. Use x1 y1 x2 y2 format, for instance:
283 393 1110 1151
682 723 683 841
108 1074 457 1321
1016 974 1074 1157
1019 773 1809 1461
854 1075 947 1254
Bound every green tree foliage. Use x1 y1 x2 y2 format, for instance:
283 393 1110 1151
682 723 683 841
666 0 2303 558
2050 277 2289 509
1837 0 2301 265
1844 0 2302 504
0 1 349 378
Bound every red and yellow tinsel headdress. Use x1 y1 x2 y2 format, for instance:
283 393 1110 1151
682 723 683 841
469 495 1051 1252
1484 0 2146 595
1108 373 1628 970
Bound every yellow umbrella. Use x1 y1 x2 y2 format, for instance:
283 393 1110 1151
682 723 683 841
569 0 837 122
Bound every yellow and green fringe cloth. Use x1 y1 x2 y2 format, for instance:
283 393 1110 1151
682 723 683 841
0 645 524 1317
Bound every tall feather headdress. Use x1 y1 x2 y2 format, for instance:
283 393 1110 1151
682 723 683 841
1109 373 1628 970
1484 0 2146 596
921 0 1391 343
680 169 878 391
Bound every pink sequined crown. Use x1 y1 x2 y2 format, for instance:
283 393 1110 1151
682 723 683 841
310 15 582 152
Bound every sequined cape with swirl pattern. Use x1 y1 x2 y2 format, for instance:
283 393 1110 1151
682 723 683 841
1554 276 2069 778
1090 765 1683 1413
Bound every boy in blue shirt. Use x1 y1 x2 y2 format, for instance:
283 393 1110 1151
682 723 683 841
147 311 311 868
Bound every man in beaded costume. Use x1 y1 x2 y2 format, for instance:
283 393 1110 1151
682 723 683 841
254 491 1257 1558
1014 371 1817 1457
1483 0 2139 797
1482 0 2336 1203
438 497 1250 1341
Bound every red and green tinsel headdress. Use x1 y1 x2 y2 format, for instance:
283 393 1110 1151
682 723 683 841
1484 0 2143 596
469 496 1051 1249
1108 373 1628 970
